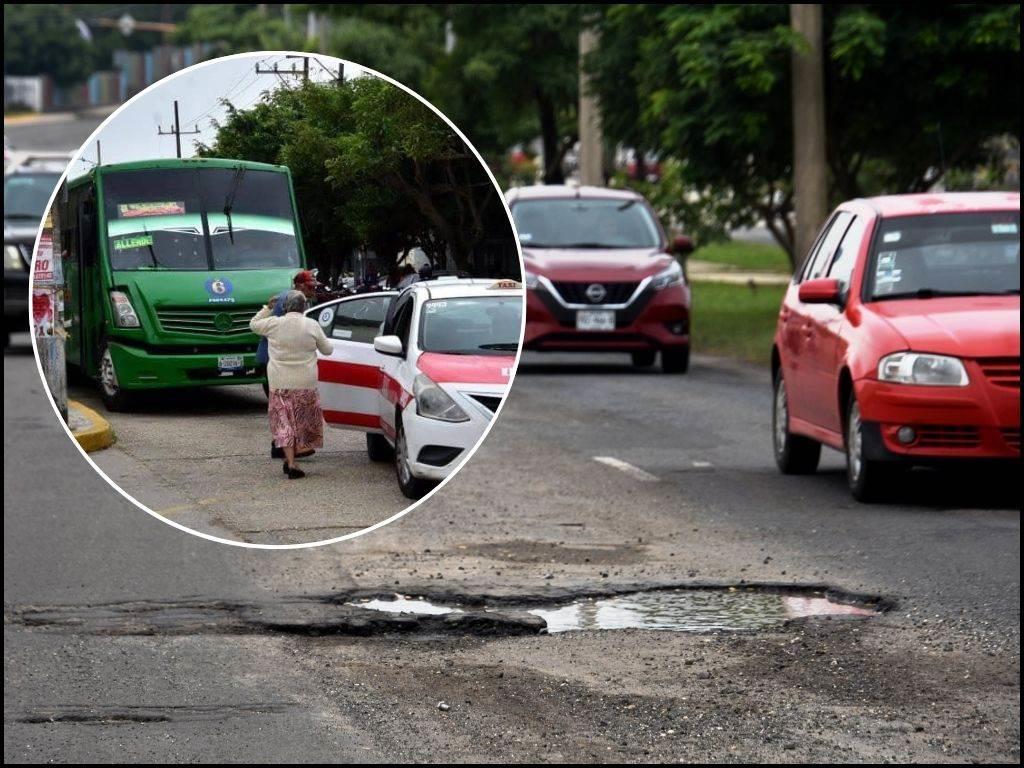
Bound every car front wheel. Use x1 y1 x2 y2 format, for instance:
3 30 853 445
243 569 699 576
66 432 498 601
394 419 436 500
846 397 899 502
772 369 820 474
661 345 690 374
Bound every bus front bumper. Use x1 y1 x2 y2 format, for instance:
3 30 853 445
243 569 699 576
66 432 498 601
108 342 266 390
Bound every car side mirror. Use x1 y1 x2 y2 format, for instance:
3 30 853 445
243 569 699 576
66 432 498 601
798 277 842 304
373 335 403 356
671 234 695 256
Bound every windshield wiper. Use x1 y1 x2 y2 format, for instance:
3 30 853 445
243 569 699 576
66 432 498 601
874 288 1019 301
222 167 246 244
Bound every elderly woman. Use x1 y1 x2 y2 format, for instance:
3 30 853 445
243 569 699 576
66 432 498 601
250 290 333 479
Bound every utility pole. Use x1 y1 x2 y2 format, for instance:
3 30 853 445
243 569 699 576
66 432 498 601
578 25 604 187
790 4 828 261
157 100 200 159
256 57 309 83
34 199 67 422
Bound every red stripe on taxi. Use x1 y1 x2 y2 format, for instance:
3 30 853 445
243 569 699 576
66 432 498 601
323 409 380 429
318 359 381 389
416 352 514 385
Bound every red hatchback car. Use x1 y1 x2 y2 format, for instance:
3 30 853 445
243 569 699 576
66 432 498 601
772 192 1020 501
507 185 694 373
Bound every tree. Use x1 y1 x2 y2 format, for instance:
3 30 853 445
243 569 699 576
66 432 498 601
174 4 305 53
197 76 506 275
4 4 94 87
590 4 1021 265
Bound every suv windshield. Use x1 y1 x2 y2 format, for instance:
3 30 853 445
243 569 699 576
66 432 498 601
419 296 522 356
4 172 62 220
867 211 1020 300
511 198 660 249
102 167 301 271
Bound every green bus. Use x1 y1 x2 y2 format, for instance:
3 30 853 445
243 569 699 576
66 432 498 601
59 158 308 410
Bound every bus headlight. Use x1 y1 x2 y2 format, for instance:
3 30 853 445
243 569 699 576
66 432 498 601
5 245 25 271
414 373 469 422
109 290 141 328
878 352 968 386
651 260 684 290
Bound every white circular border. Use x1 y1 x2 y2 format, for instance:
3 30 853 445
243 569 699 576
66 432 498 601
29 50 526 550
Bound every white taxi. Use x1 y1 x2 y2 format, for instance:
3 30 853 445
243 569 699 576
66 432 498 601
308 278 524 498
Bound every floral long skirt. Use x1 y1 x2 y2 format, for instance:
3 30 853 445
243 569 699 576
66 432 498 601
268 388 324 450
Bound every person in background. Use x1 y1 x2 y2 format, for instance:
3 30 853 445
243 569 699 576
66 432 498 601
250 291 333 479
396 264 419 289
257 269 321 458
418 261 434 281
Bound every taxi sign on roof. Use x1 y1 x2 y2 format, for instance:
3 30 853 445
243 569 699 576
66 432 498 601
488 279 522 290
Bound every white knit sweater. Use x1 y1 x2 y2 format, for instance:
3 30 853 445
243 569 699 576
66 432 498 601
250 306 333 391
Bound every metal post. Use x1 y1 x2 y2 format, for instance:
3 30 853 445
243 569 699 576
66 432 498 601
173 99 182 158
34 201 67 422
578 26 604 187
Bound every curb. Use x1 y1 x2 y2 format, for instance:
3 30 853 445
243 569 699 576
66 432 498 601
68 400 115 453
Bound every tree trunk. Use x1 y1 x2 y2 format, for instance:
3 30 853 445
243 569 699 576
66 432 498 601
537 90 564 184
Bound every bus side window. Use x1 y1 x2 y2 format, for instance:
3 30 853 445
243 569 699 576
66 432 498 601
79 196 97 267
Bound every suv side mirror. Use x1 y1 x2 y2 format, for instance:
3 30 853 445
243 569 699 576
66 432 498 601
671 234 695 256
373 335 403 356
798 277 841 304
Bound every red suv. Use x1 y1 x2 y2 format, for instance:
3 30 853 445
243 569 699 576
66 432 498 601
507 185 693 373
772 192 1020 501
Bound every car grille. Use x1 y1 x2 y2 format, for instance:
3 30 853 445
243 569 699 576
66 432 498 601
469 394 503 413
978 357 1020 389
156 305 261 336
1001 428 1021 452
915 425 981 449
551 281 639 305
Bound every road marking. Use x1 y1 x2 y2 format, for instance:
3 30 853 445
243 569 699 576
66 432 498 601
692 460 713 469
592 456 659 482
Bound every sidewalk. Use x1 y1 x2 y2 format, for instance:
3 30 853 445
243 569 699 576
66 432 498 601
4 104 119 128
687 258 791 286
67 400 115 453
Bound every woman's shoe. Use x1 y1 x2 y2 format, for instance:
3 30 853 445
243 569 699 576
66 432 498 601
286 466 306 479
282 460 289 475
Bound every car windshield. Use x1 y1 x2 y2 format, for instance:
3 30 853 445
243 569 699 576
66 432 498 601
511 198 661 249
867 211 1020 301
419 296 522 356
4 172 61 220
102 167 301 271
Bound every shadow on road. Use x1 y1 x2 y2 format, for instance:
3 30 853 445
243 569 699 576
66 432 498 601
72 383 268 418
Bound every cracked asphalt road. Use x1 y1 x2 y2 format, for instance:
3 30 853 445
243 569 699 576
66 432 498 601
5 336 1019 762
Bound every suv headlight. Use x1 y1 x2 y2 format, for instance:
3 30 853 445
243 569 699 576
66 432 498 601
523 269 539 290
109 290 141 328
650 260 684 290
413 373 470 422
878 352 968 386
5 244 25 271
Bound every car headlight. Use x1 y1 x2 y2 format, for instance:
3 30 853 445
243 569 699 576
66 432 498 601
650 259 684 290
5 244 25 271
413 373 470 422
878 352 969 386
109 290 141 328
523 269 539 290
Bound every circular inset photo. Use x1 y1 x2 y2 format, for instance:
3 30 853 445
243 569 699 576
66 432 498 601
29 52 524 548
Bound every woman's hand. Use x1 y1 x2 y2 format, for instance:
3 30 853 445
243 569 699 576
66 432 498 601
267 294 278 309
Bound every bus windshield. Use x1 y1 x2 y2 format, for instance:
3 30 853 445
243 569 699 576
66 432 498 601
102 167 301 271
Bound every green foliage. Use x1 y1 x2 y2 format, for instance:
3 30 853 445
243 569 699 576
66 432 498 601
174 4 305 52
691 241 791 274
690 281 787 366
196 76 503 274
4 4 95 87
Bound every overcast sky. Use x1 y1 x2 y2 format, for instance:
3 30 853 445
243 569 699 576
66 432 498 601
68 52 367 179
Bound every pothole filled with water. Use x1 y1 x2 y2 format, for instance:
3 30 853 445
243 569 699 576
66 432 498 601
346 588 879 634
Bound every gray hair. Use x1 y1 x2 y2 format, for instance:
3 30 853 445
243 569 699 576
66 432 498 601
282 290 307 313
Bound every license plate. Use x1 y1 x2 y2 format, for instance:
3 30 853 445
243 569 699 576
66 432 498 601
217 355 244 372
576 310 615 331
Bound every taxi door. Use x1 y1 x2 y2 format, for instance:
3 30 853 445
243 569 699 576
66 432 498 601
310 292 395 431
377 292 417 442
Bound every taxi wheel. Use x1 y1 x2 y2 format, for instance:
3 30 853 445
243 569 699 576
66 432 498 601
632 350 656 368
846 397 899 503
366 433 394 462
661 345 690 374
394 420 436 500
772 369 820 474
98 341 133 412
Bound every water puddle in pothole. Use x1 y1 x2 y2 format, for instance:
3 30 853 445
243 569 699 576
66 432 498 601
347 588 878 633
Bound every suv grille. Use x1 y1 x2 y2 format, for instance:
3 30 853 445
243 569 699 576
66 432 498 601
552 281 639 305
978 357 1020 389
156 305 261 336
915 425 981 449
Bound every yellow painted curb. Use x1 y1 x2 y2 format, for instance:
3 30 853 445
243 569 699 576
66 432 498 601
69 400 115 453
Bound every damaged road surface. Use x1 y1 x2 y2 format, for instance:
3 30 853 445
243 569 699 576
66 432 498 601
5 346 1020 762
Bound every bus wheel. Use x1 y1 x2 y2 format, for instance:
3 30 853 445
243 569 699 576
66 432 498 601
98 343 133 412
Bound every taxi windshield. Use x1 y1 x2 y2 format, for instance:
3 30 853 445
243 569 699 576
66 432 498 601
419 296 522 356
867 211 1020 301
